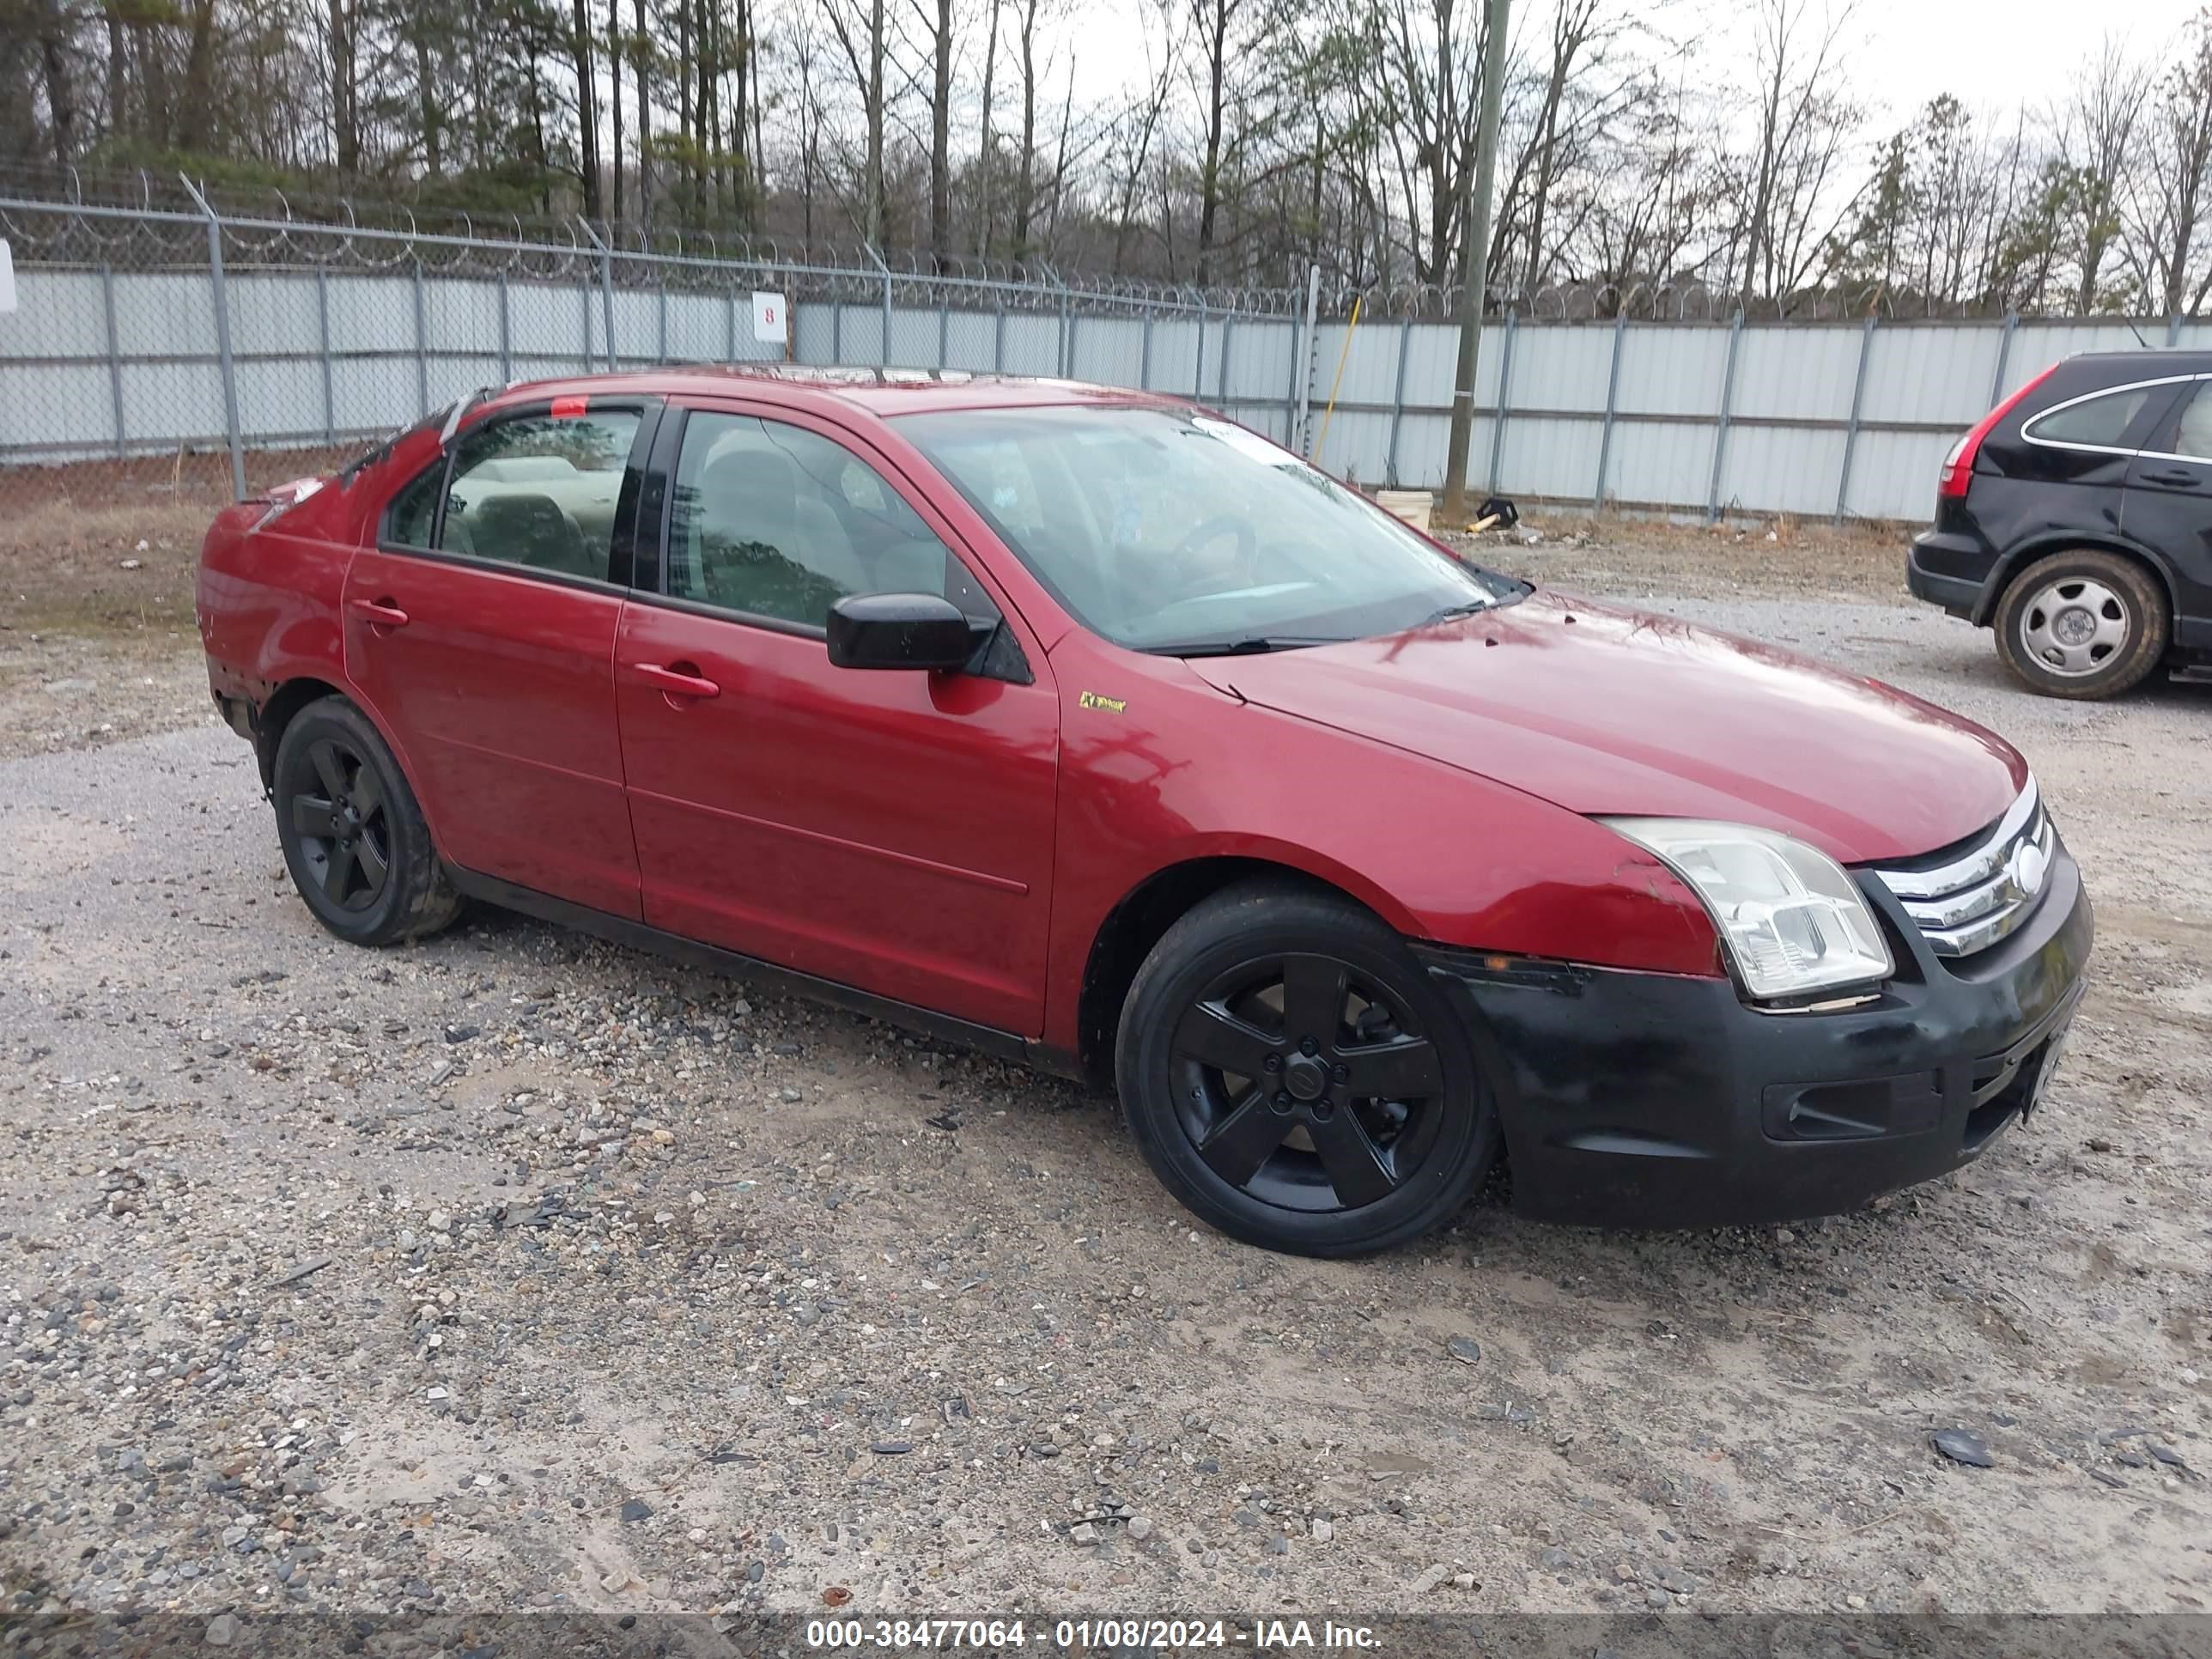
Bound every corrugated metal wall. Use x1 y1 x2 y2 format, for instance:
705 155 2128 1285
7 242 2210 520
1299 313 2212 522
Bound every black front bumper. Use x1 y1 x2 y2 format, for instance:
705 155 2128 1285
1417 842 2093 1229
1908 531 1998 621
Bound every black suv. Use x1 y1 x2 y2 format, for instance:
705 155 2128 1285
1908 350 2212 700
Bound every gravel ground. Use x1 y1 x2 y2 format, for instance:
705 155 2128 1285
3 532 2209 1627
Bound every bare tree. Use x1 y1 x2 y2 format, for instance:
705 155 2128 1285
1735 0 1863 311
2127 10 2212 316
2057 36 2151 312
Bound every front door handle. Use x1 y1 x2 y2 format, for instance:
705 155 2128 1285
631 661 721 700
348 597 410 628
2139 465 2202 486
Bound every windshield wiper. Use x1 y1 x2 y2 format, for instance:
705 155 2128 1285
1420 600 1494 626
1143 635 1346 658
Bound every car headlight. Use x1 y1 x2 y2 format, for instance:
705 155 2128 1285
1600 817 1894 1000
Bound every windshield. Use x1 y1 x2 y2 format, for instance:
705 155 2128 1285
896 405 1525 653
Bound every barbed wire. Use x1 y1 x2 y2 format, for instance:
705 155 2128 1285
0 170 2153 326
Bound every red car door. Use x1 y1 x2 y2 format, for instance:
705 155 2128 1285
343 397 655 918
612 400 1059 1035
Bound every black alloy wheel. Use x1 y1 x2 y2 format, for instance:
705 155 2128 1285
1173 951 1447 1214
271 696 461 946
1117 880 1497 1256
290 736 392 913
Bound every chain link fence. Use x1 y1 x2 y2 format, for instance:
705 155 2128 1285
7 176 2210 610
0 183 1310 530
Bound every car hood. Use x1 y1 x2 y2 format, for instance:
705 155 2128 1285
1186 590 2027 865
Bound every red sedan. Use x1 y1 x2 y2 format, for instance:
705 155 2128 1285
196 369 2091 1255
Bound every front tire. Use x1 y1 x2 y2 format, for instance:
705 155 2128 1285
1994 550 2168 700
1115 880 1498 1257
271 696 460 946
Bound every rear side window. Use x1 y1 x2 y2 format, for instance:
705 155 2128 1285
2023 387 2153 451
2164 384 2212 459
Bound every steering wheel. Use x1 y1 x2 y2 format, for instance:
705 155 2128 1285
1172 514 1259 567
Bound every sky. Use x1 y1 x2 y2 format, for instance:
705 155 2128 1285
1060 0 2204 137
1856 0 2201 121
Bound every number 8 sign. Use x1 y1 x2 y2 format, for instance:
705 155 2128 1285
751 290 787 344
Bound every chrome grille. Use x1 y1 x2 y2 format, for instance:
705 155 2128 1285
1871 780 2054 959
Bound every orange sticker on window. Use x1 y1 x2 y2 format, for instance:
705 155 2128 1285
550 394 588 419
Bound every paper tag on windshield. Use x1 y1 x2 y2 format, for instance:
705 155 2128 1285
0 240 16 314
1191 416 1297 468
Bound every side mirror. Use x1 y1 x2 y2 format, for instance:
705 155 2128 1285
826 592 976 672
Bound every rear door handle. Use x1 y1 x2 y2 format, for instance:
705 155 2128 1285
631 662 721 700
2139 465 2203 486
348 598 410 628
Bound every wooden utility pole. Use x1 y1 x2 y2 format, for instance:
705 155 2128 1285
1442 0 1511 520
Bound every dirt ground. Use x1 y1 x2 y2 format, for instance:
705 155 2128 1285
1 507 2207 1632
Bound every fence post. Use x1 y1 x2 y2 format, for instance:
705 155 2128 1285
1706 307 1744 523
1487 310 1517 493
1834 313 1879 524
832 297 844 364
657 278 668 362
100 262 125 460
939 302 951 368
580 280 592 369
411 258 429 414
179 175 246 501
1592 311 1629 510
862 244 894 365
1194 296 1207 398
726 289 737 362
1218 314 1234 407
580 218 618 371
1140 305 1154 390
1295 264 1321 453
994 297 1006 371
1383 318 1412 488
318 267 337 444
1988 311 2017 406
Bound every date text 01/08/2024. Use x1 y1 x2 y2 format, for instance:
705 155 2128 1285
802 1618 1384 1650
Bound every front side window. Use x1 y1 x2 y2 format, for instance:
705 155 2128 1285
2024 386 2154 451
896 405 1525 653
428 407 641 580
666 411 989 629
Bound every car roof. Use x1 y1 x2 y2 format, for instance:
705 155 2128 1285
2059 349 2212 378
483 364 1191 422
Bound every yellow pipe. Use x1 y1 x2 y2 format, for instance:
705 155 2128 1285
1310 294 1363 473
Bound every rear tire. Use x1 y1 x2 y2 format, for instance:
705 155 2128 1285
1994 550 2168 701
272 696 460 946
1115 879 1498 1257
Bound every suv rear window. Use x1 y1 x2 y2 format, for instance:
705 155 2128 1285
2024 387 2153 451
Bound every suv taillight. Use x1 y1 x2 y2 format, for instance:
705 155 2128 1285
1938 366 2057 499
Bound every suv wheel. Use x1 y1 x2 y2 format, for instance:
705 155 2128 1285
272 696 461 945
1115 879 1498 1257
1995 550 2169 700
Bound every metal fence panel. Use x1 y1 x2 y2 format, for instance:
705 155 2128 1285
1731 326 1863 421
999 313 1060 378
1717 422 1847 519
1858 324 2002 428
1510 325 1617 412
1614 325 1728 417
945 310 997 371
1608 420 1722 512
1499 415 1606 500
